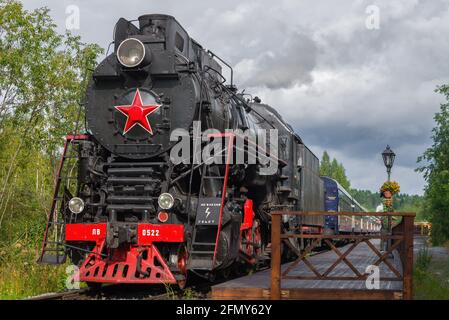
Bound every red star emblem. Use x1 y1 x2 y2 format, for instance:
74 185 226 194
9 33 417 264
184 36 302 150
114 89 161 135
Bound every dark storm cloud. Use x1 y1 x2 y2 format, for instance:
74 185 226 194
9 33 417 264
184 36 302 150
19 0 449 194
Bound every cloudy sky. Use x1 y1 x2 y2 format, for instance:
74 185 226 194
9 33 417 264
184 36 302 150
20 0 449 195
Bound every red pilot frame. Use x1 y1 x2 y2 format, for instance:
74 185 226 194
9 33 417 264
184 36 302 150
65 223 184 284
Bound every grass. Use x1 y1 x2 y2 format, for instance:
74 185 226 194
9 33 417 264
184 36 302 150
415 246 432 270
413 268 449 300
163 283 177 299
162 284 200 300
182 288 195 299
413 246 449 300
0 241 68 300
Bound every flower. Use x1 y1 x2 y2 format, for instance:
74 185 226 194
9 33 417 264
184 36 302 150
380 181 400 196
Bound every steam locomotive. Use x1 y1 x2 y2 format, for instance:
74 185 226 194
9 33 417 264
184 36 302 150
39 14 380 287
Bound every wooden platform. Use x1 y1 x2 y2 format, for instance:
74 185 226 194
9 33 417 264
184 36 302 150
212 240 404 300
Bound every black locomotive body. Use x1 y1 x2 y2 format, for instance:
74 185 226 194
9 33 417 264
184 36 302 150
39 14 328 286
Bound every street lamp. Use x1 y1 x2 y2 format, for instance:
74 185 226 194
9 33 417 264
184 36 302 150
381 145 396 253
382 145 396 181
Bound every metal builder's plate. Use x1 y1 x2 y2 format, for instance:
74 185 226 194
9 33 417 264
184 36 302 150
195 197 222 225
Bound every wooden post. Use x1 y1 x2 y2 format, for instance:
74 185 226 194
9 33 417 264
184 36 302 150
271 213 281 300
402 215 414 300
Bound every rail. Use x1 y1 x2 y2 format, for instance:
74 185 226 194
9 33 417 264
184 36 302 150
270 211 415 300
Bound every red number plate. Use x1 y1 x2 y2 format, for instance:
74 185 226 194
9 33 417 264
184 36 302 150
137 224 184 244
65 223 106 242
65 223 184 244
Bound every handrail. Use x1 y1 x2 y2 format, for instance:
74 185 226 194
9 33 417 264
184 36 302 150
270 211 415 300
271 211 415 217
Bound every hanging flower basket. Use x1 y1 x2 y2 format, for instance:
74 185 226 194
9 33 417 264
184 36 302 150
380 181 400 198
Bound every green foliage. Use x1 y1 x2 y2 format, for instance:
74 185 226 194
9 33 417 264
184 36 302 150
393 193 426 219
349 189 381 211
413 268 449 300
319 151 331 176
319 151 351 189
350 189 424 216
0 0 102 299
182 288 195 299
417 85 449 245
416 247 432 271
164 283 177 300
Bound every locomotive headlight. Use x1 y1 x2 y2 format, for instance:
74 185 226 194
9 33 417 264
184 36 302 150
158 193 174 210
68 197 85 214
117 38 146 68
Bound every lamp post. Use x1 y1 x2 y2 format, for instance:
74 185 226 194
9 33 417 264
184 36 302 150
382 145 396 182
381 145 396 252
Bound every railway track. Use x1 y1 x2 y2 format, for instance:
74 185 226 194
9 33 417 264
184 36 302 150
28 285 197 300
29 290 173 300
29 287 179 300
27 280 213 300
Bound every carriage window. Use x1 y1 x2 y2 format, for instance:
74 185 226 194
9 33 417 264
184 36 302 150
175 32 184 52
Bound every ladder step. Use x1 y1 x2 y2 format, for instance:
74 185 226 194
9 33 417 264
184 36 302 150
190 251 215 254
277 186 292 193
42 248 65 252
44 241 65 245
192 242 216 246
39 253 66 265
188 258 214 270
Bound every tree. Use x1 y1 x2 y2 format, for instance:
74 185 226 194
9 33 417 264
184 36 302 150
350 189 424 218
0 0 102 297
320 151 331 176
417 85 449 245
320 151 351 189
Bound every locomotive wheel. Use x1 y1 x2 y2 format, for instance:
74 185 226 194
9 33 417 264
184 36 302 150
241 228 254 257
240 219 263 263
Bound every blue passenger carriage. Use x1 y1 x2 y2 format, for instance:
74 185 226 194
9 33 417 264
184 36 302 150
321 177 381 235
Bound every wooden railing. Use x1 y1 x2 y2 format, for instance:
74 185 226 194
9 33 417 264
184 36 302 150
270 212 415 300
